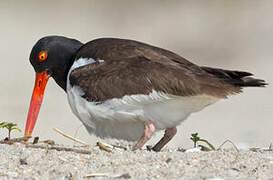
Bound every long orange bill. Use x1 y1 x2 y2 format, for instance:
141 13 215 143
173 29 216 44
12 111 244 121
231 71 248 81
25 71 50 137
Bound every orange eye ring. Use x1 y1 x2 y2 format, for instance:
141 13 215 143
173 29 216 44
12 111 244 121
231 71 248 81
38 51 48 62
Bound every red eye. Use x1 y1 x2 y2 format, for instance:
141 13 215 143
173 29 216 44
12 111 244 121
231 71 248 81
38 51 48 62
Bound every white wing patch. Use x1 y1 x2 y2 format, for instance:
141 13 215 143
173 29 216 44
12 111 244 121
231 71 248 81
67 57 96 91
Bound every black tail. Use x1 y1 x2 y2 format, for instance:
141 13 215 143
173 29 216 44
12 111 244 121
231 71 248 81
201 66 267 87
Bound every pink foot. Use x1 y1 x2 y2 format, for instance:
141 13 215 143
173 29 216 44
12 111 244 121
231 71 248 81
152 127 177 152
132 121 155 150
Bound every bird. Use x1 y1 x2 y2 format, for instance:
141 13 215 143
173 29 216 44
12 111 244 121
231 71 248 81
24 36 267 151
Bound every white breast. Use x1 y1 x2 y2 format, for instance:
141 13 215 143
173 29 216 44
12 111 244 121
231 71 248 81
66 58 220 141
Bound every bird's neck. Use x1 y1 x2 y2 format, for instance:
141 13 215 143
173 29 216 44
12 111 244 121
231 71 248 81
51 41 83 92
52 58 75 92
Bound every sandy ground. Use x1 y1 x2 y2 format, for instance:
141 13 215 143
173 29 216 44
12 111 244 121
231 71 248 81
0 141 272 180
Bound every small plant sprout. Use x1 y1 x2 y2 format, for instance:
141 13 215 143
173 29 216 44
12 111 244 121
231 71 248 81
190 133 216 150
269 143 272 151
0 122 22 140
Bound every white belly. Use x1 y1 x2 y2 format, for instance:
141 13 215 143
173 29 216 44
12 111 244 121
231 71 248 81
67 86 218 141
66 58 219 141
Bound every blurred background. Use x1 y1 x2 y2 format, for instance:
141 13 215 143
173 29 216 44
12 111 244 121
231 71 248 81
0 0 272 149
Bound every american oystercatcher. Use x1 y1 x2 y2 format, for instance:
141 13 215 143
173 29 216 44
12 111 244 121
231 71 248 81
25 36 267 151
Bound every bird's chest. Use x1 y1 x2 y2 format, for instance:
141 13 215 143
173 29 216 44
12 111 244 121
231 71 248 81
66 85 148 141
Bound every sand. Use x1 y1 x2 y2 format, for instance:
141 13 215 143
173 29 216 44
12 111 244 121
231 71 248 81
0 141 272 180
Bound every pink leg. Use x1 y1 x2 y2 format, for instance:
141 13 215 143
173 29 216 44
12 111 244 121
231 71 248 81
132 121 155 150
152 127 177 152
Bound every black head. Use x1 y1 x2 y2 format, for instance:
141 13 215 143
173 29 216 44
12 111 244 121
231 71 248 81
30 36 83 91
25 36 83 138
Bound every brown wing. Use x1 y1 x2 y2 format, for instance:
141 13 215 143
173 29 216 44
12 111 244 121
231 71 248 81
74 38 199 68
69 56 241 102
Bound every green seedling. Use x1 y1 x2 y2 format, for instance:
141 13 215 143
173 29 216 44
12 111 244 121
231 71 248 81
190 133 216 150
0 122 22 140
269 143 272 151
